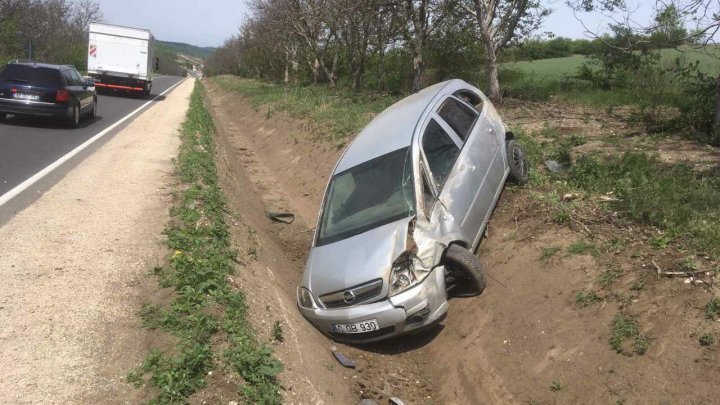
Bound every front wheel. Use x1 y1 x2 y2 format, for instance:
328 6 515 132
445 244 487 297
88 99 97 119
0 112 7 121
506 139 529 184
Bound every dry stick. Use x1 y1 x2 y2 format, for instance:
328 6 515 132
652 259 706 277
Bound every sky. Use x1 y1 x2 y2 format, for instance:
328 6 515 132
96 0 660 48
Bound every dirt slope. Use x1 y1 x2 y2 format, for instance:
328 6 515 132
205 81 720 404
0 79 193 403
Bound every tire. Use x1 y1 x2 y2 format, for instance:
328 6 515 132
445 244 487 297
0 112 6 121
68 103 80 128
88 99 97 119
506 139 529 184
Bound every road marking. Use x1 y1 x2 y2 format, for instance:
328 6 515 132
0 78 187 208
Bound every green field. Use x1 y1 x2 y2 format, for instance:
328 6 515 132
504 47 720 80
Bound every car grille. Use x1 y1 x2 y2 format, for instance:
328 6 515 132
319 278 383 309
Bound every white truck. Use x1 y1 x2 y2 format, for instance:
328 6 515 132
87 22 157 98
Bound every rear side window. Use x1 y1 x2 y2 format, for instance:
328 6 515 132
0 65 61 87
437 97 478 141
422 119 460 189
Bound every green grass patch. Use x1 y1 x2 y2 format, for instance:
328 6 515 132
699 332 715 346
541 246 562 260
705 298 720 320
128 81 282 403
570 153 720 257
567 240 598 256
610 314 648 356
211 76 396 142
598 268 623 288
575 290 603 307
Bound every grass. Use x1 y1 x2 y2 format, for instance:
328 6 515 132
211 76 396 142
541 246 562 260
127 82 282 403
699 333 715 346
705 298 720 320
610 314 648 356
598 269 623 288
576 290 603 307
550 381 564 392
567 240 599 257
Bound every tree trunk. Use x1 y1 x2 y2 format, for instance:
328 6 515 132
310 58 320 85
284 50 290 84
378 49 386 92
327 54 338 89
714 74 720 143
484 47 502 104
412 52 423 93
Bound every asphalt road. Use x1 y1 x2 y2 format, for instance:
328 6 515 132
0 75 184 198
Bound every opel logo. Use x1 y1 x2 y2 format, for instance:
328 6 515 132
343 290 355 304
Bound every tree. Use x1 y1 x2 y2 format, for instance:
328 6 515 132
402 0 447 92
460 0 550 103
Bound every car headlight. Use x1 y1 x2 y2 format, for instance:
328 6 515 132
297 287 317 309
390 252 430 296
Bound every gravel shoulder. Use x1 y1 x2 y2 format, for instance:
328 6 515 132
0 78 194 403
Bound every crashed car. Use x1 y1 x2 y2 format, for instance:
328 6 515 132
297 79 529 343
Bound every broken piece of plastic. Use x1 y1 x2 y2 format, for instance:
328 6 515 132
332 349 356 368
266 211 295 224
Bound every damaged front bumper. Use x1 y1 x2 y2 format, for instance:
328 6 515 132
298 267 448 344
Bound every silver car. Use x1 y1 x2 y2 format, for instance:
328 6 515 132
297 79 528 343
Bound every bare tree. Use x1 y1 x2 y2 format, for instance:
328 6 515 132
459 0 549 103
403 0 447 92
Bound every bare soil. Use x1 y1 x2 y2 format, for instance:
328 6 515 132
206 81 720 404
0 79 194 403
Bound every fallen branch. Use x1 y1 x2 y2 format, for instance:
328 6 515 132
652 259 706 277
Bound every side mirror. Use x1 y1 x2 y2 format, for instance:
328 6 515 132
154 57 160 71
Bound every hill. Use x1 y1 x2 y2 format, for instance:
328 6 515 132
156 40 215 60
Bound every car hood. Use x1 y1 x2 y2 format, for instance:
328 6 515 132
303 216 414 299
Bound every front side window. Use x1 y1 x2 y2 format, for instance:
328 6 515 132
422 119 460 189
317 147 415 246
437 97 478 141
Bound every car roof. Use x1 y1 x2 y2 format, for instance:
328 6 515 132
5 62 72 70
334 79 474 173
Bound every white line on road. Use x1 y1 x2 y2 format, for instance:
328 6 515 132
0 78 187 208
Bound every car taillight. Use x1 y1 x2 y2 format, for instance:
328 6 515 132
56 89 70 103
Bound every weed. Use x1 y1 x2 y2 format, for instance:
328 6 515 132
598 268 623 288
272 321 284 342
567 240 598 256
248 247 258 261
630 281 645 291
541 246 562 260
705 298 720 320
699 333 715 346
610 314 648 355
576 290 603 307
550 381 564 391
129 82 282 403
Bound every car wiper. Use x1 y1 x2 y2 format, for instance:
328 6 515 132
7 78 29 83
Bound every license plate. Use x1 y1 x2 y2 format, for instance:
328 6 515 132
14 93 39 101
331 319 380 334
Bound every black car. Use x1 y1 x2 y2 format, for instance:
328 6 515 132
0 61 97 127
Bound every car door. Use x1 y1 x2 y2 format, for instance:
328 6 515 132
61 69 81 107
435 95 494 242
70 69 92 111
419 117 480 243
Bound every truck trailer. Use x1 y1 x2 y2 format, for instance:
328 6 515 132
87 22 157 98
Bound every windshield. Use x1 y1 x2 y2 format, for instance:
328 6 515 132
317 147 415 246
0 65 61 87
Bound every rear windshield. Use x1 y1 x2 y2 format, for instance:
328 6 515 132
0 65 61 87
317 147 416 246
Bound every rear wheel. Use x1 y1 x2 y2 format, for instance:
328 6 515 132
506 139 529 184
68 103 80 128
445 244 486 297
0 112 7 121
